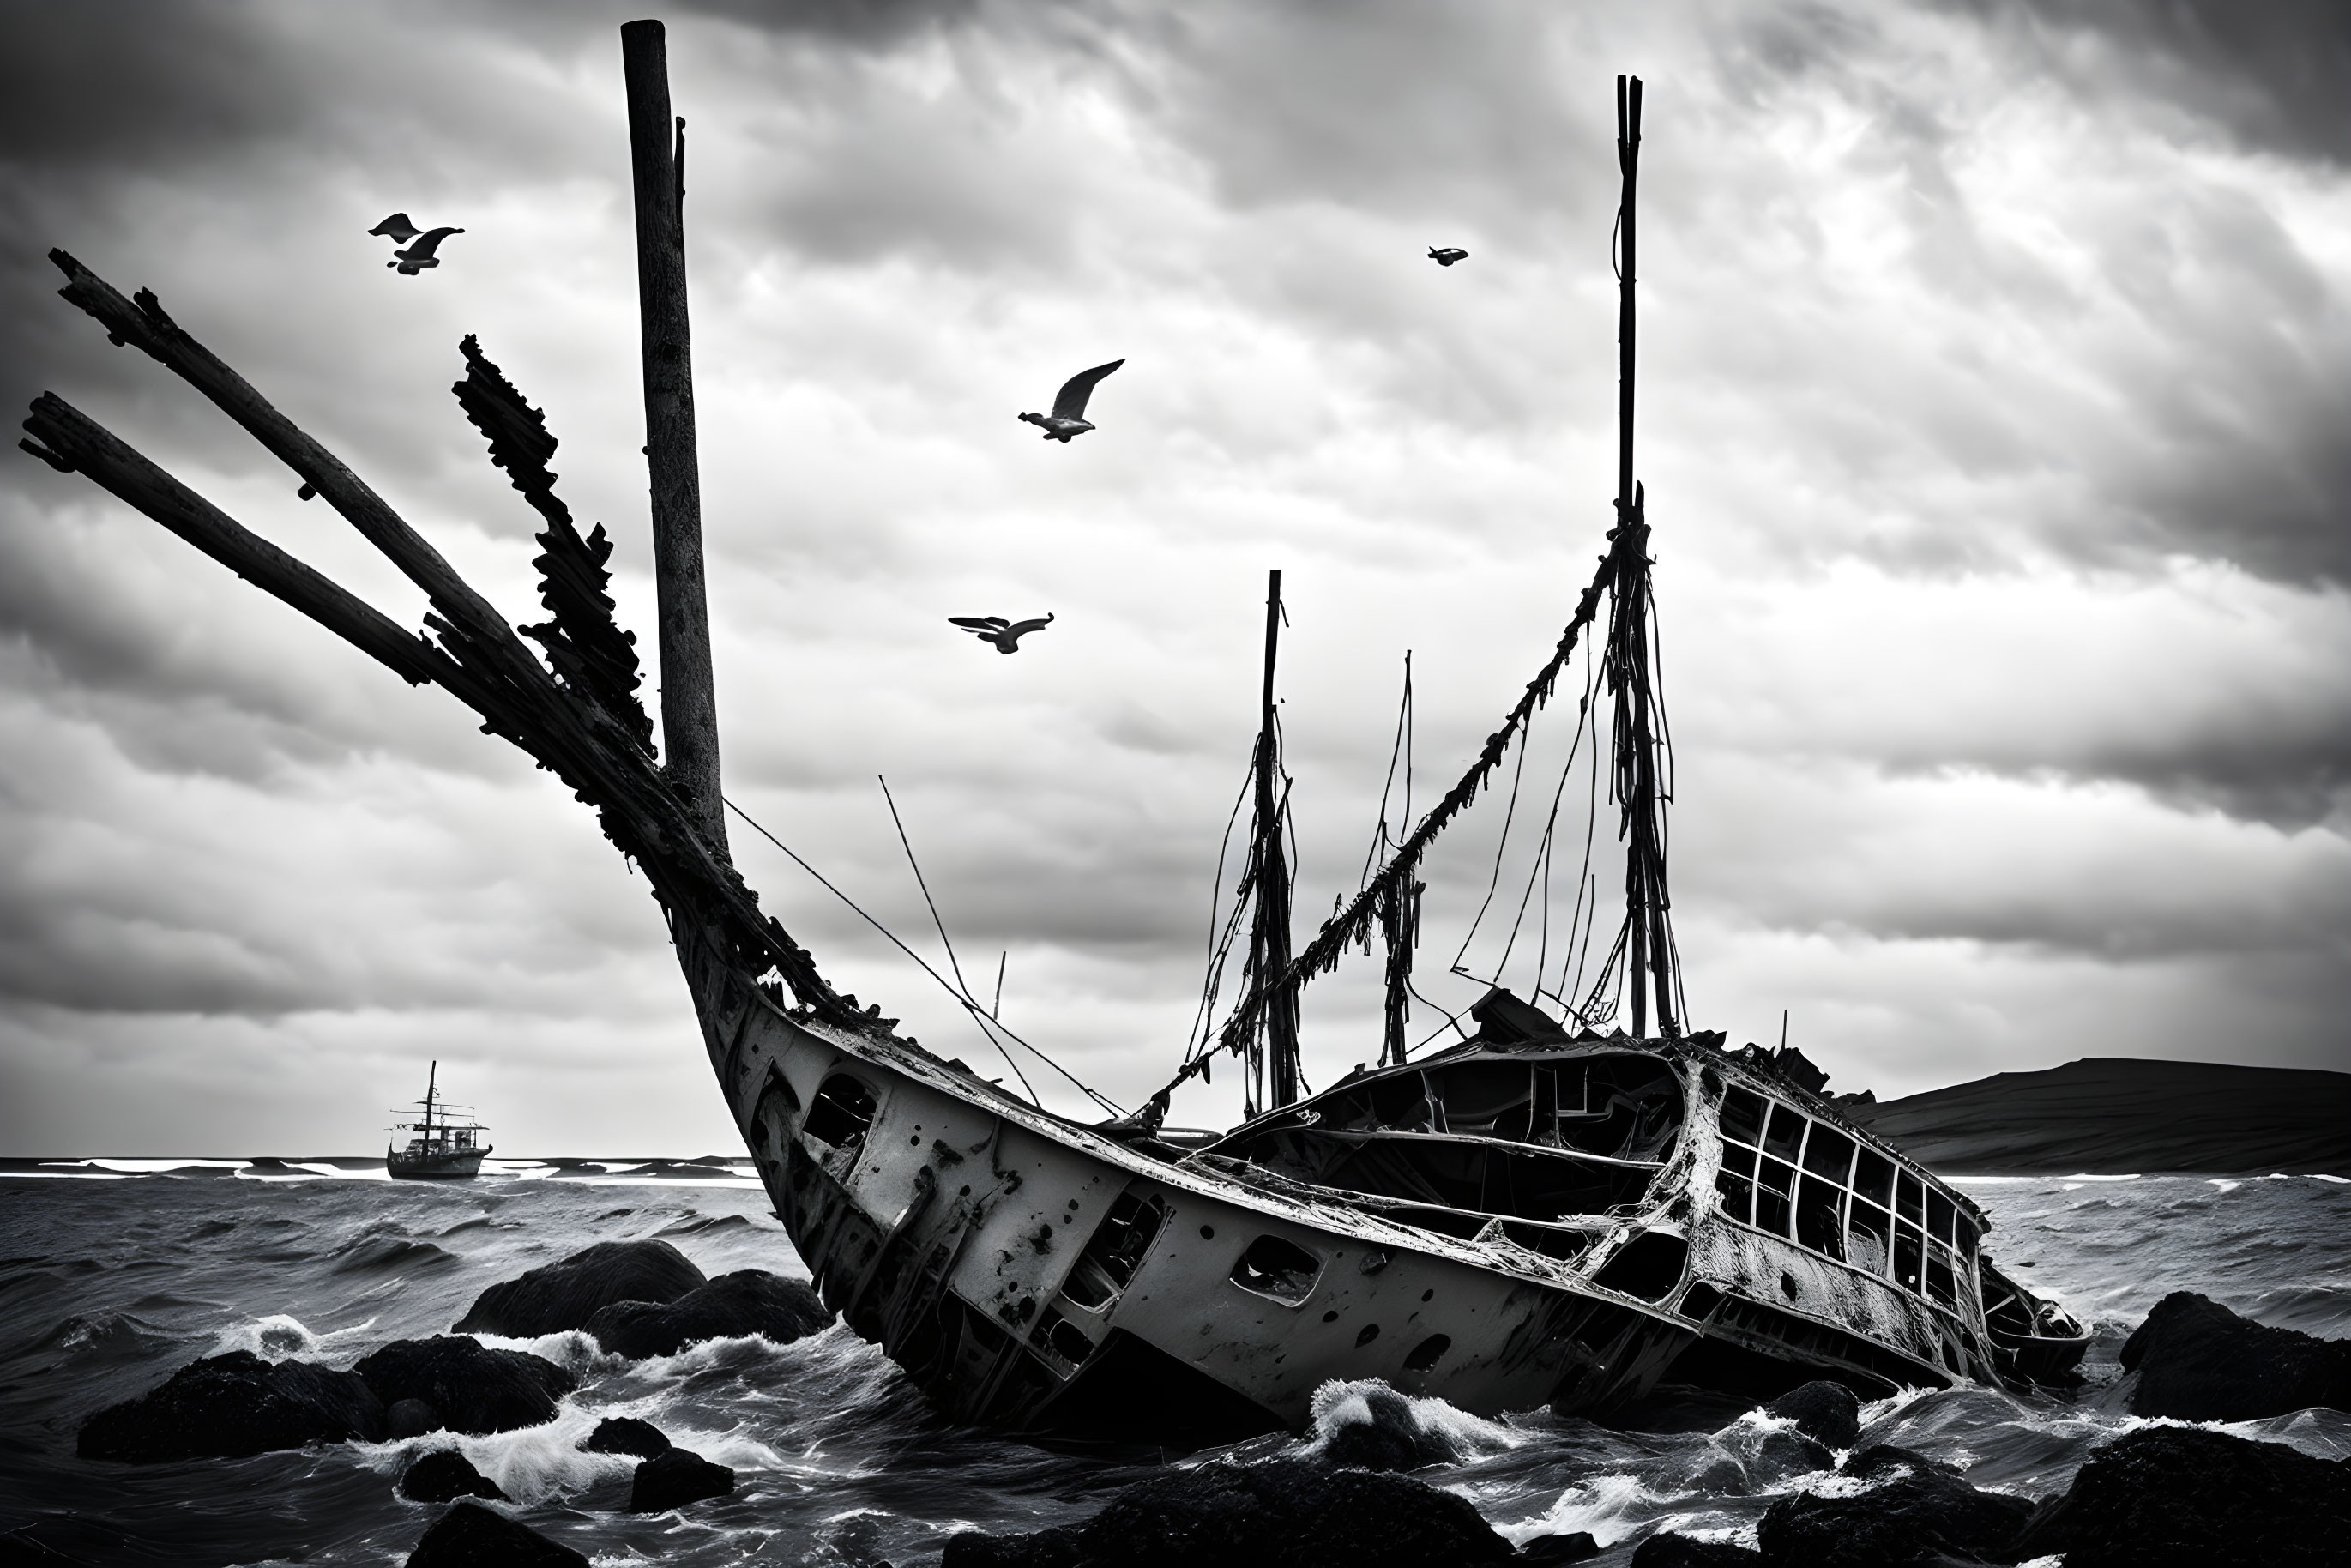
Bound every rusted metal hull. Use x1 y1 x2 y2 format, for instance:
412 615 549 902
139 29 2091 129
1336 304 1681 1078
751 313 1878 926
678 927 1700 1433
673 924 2076 1436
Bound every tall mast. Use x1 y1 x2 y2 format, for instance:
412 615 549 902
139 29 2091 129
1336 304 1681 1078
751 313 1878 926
1248 570 1300 1111
621 21 726 856
425 1059 438 1137
1609 74 1680 1039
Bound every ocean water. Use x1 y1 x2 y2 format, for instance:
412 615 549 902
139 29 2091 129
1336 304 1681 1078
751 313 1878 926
2 1158 2345 1566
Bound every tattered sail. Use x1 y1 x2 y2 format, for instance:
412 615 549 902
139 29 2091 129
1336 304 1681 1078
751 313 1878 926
452 335 655 756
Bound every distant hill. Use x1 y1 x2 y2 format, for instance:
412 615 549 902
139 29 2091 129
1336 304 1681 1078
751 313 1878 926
1841 1058 2351 1175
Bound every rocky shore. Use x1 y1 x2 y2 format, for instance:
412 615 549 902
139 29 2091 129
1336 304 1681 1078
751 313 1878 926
73 1239 824 1558
63 1238 2349 1567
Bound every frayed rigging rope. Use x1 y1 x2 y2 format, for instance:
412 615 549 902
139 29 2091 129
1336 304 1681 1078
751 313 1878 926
723 794 1123 1117
1143 538 1626 1110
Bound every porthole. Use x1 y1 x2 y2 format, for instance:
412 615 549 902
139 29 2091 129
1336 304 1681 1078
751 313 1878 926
1228 1234 1323 1305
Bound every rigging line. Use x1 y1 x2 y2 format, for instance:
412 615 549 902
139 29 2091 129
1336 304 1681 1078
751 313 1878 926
1185 758 1258 1058
1497 683 1594 991
720 794 1041 1105
877 774 972 1001
1360 650 1415 888
1450 702 1538 970
1157 540 1622 1106
726 798 1124 1116
1406 972 1474 1052
1558 640 1603 1004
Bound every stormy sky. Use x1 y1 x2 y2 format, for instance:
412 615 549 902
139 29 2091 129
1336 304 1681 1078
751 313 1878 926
2 0 2345 1156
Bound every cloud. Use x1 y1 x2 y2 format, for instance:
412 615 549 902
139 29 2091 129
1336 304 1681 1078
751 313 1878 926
3 0 2348 1152
1942 0 2351 166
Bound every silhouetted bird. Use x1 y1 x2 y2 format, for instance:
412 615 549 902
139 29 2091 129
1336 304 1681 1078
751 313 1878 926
389 227 464 275
369 213 423 244
1427 246 1468 267
949 614 1055 654
1018 359 1123 442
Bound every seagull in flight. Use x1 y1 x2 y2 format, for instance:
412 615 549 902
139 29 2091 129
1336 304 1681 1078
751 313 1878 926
1427 246 1468 267
388 226 464 275
1018 359 1123 442
949 614 1055 654
369 213 423 244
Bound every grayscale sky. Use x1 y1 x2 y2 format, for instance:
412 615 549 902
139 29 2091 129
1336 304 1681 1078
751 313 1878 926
3 0 2346 1156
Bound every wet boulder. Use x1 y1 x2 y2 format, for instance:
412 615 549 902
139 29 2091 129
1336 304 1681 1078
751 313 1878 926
386 1398 443 1439
628 1447 736 1513
582 1270 829 1359
1310 1382 1464 1472
1756 1444 2030 1567
1761 1380 1860 1450
2011 1426 2351 1568
2119 1291 2351 1421
1628 1538 1763 1568
405 1500 587 1567
401 1449 505 1503
1517 1530 1600 1564
937 1457 1515 1568
451 1240 706 1337
583 1415 671 1457
354 1337 574 1435
77 1349 383 1461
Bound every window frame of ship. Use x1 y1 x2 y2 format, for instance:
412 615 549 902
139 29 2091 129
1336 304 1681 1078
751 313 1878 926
1714 1086 1980 1320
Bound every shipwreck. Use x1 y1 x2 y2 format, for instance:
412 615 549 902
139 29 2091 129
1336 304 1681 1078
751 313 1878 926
18 25 2087 1438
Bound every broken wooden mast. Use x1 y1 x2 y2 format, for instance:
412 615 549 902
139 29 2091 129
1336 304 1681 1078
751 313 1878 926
1248 569 1302 1112
621 18 726 855
1609 72 1680 1040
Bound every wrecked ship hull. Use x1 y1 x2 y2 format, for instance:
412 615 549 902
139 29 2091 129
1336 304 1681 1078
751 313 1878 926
679 936 1704 1433
679 920 2066 1434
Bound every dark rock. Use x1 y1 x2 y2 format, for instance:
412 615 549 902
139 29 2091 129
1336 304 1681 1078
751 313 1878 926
583 1415 671 1457
400 1449 506 1503
1314 1383 1464 1472
1761 1380 1861 1450
386 1398 443 1439
451 1240 706 1337
354 1337 574 1435
77 1349 383 1462
1629 1537 1763 1568
1757 1444 2030 1567
937 1457 1514 1568
1742 1428 1834 1486
628 1447 736 1513
583 1270 829 1359
1518 1530 1600 1564
404 1500 587 1567
2012 1426 2351 1568
2119 1290 2351 1422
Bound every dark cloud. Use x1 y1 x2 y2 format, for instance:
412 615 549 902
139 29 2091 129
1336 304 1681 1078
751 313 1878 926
1946 0 2351 166
0 0 310 173
679 0 983 46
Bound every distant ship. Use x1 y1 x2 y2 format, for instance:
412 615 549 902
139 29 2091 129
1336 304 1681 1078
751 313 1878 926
386 1061 491 1180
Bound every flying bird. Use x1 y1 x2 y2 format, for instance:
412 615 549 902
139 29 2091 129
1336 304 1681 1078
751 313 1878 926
949 614 1056 654
1018 359 1123 442
369 212 422 244
388 227 465 275
1428 246 1468 267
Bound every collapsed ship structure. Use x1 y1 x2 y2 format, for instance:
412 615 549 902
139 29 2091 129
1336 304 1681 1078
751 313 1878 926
17 24 2086 1439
